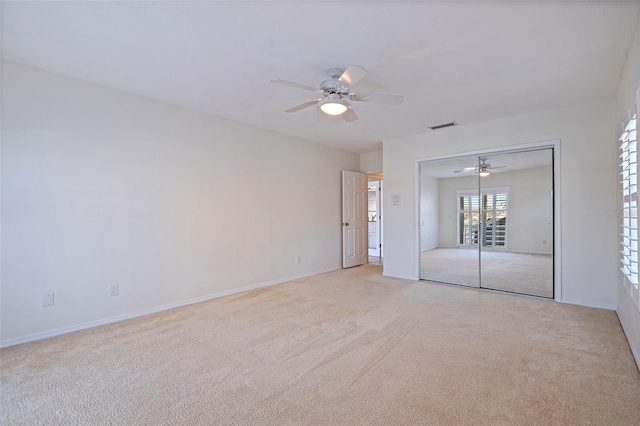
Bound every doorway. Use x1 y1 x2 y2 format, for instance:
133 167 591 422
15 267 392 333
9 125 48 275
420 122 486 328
418 148 554 298
368 179 382 264
368 173 383 265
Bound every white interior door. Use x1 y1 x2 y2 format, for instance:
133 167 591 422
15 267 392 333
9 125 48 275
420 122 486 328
342 170 368 268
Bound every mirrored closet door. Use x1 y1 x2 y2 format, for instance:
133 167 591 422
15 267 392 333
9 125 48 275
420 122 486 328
478 150 553 297
419 148 554 298
419 154 481 287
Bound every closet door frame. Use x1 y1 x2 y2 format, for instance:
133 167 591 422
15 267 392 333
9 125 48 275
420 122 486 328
414 140 561 302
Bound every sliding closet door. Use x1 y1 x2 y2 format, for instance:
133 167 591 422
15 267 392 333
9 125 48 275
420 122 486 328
478 149 554 297
419 156 481 287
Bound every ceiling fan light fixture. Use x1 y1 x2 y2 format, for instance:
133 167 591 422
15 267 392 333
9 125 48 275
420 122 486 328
478 169 491 177
319 95 349 116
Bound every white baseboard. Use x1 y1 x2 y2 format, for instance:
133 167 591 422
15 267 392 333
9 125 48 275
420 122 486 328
0 267 339 349
560 298 616 311
382 272 418 281
400 280 615 311
615 308 640 372
621 325 640 372
631 346 640 372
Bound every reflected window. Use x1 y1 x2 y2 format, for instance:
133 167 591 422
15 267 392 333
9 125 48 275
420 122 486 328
458 189 508 248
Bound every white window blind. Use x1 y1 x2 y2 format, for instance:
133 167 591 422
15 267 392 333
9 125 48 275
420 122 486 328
457 189 508 248
458 193 478 245
482 192 508 248
620 110 638 292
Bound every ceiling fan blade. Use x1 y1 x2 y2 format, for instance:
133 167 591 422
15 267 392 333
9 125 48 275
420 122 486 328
284 99 321 113
352 92 404 106
490 165 508 169
338 65 368 86
342 107 358 122
271 79 319 92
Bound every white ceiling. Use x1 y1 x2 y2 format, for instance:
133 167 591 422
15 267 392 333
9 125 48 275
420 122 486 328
3 1 640 153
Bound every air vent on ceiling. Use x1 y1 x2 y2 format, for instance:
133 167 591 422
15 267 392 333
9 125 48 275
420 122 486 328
429 122 457 130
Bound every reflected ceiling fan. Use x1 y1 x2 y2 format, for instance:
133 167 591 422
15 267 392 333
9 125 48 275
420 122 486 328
271 65 403 122
454 158 508 177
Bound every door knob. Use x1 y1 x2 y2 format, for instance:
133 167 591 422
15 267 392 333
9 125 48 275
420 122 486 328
343 222 350 226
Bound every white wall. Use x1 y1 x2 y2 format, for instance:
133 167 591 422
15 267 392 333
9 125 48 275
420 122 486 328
1 61 360 346
615 20 640 368
383 98 617 309
436 166 553 254
419 173 439 251
360 150 382 173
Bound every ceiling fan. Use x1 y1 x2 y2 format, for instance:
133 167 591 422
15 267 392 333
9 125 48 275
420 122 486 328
454 158 508 176
271 65 403 122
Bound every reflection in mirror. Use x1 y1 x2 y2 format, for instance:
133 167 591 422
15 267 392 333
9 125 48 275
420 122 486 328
419 155 480 287
419 149 554 298
479 150 553 297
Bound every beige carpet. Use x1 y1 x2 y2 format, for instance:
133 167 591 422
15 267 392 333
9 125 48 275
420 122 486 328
2 264 639 425
421 248 553 298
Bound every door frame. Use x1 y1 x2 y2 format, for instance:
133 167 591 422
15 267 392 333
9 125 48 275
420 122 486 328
414 139 562 302
368 178 382 257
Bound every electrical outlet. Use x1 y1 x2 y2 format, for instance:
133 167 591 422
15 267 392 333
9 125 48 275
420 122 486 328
296 256 302 264
542 239 547 245
110 284 119 296
43 293 54 307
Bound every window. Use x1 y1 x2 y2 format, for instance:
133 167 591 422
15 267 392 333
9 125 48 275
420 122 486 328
458 189 508 248
458 193 479 245
620 106 638 308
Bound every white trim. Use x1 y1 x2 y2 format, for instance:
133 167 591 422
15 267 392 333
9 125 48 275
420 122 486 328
414 139 562 300
0 267 339 349
363 168 383 174
618 316 640 369
619 91 639 311
622 259 640 310
383 272 417 281
637 86 640 312
619 110 638 301
414 159 422 280
553 141 562 302
560 298 616 311
413 140 560 164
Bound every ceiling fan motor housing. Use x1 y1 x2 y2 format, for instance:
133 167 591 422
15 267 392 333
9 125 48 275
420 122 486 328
328 68 344 79
320 79 349 96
